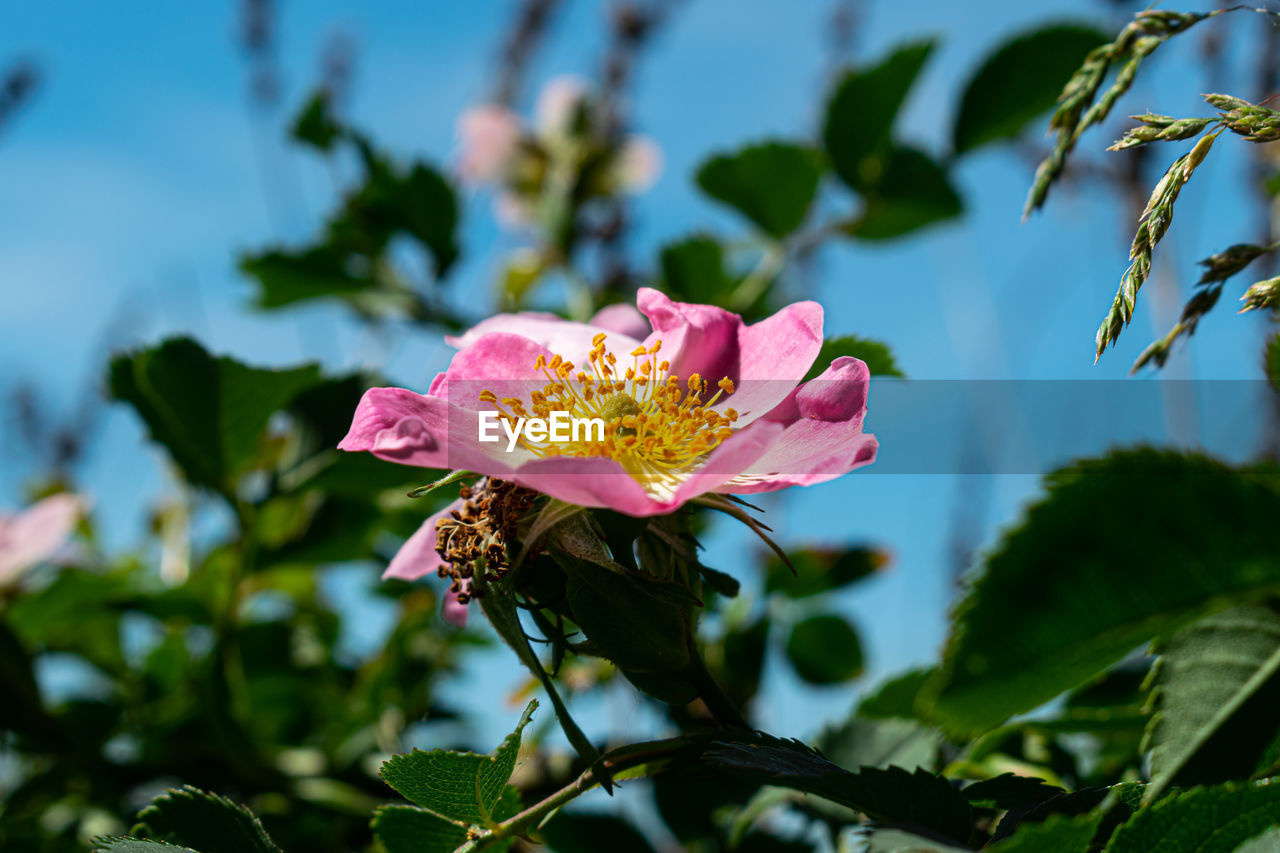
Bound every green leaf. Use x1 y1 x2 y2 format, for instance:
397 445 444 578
131 786 281 853
659 235 735 304
1104 782 1280 853
992 784 1143 844
0 620 44 737
695 142 824 239
1266 332 1280 395
559 553 693 674
859 668 933 719
784 614 864 685
477 587 600 770
379 700 536 826
765 545 887 596
703 737 972 845
240 248 375 310
370 805 476 853
291 89 343 151
1144 602 1280 801
865 828 970 852
7 568 130 673
543 813 657 853
961 773 1064 811
92 840 201 853
846 147 962 240
989 812 1102 853
952 24 1110 155
824 40 935 192
109 337 321 493
815 714 942 772
805 337 903 381
923 450 1280 735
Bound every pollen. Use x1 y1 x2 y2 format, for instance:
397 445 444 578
478 334 739 488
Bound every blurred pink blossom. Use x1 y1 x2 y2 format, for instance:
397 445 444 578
0 493 84 585
614 135 662 193
456 104 522 183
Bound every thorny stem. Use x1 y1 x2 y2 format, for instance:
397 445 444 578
455 734 710 852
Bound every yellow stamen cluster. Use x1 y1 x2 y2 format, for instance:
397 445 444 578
479 334 739 485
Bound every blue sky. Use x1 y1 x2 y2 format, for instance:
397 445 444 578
1 0 1276 747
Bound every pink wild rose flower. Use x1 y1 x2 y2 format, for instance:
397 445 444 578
341 290 877 624
0 493 84 587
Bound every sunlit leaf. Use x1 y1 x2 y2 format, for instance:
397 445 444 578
924 450 1280 735
109 337 322 494
824 40 934 192
379 700 535 825
696 142 824 239
952 24 1109 155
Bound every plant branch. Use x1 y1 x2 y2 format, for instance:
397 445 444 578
456 734 710 852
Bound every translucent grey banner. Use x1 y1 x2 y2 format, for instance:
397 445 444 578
434 379 1272 476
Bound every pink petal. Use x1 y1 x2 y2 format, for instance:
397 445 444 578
446 317 643 370
506 420 784 516
456 105 522 183
636 288 823 426
442 585 471 628
338 387 516 474
383 499 463 582
0 493 84 583
723 357 877 493
614 136 662 193
589 303 651 341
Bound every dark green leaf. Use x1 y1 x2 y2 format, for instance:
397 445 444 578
1144 602 1280 801
703 737 972 844
7 569 130 673
859 668 933 719
543 813 657 853
992 784 1142 844
805 337 903 381
824 41 935 192
695 142 824 238
923 450 1280 735
785 614 864 685
846 147 962 240
92 840 200 853
765 545 888 596
131 786 281 853
559 553 693 674
109 337 321 493
961 774 1064 811
291 89 343 151
659 235 735 304
952 24 1110 155
697 564 740 598
1266 332 1280 395
815 714 941 772
370 805 467 853
989 812 1101 853
379 700 535 825
1105 782 1280 853
0 615 46 737
240 248 376 310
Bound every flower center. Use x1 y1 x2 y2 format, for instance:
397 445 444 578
479 334 739 484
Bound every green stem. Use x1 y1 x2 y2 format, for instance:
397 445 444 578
729 244 784 312
457 734 710 852
683 641 751 730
